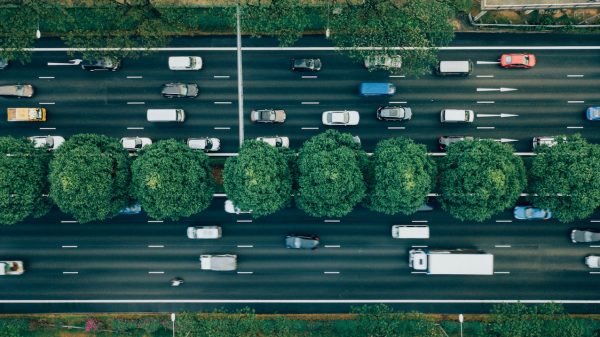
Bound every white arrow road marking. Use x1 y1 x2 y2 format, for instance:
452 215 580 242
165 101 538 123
492 138 518 143
477 87 517 92
477 61 500 65
477 113 518 118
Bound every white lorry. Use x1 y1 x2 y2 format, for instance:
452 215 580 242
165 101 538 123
0 261 24 275
409 249 494 275
200 254 237 271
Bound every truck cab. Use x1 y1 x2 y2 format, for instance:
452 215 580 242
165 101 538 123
408 249 428 270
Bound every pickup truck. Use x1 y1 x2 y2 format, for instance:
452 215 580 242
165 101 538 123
7 107 46 122
0 261 24 275
199 254 237 271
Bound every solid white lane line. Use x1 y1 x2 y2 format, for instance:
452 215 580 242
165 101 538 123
477 127 495 129
127 102 145 105
389 75 405 78
214 127 231 130
324 245 341 248
388 126 406 130
567 126 584 129
236 220 252 223
127 127 144 130
301 127 319 130
301 102 320 105
476 75 494 78
39 76 55 79
62 272 78 275
61 245 78 248
60 220 77 223
568 101 584 103
147 220 163 223
302 75 318 79
237 271 253 274
567 75 584 78
237 245 253 248
477 101 495 104
148 245 164 248
39 127 56 130
496 220 512 223
389 101 407 104
126 76 143 79
324 271 340 274
494 271 510 274
8 299 600 304
495 245 511 248
324 219 340 223
411 220 428 223
39 102 55 105
148 271 164 274
213 75 230 79
214 101 232 104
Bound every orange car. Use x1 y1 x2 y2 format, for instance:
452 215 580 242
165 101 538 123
500 53 536 68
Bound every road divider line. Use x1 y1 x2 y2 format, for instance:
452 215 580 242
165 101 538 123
388 126 406 130
301 75 318 79
477 101 495 104
324 219 340 223
62 272 78 275
324 271 340 274
214 127 231 130
39 102 55 105
301 102 320 105
476 61 500 65
61 245 78 248
39 127 56 130
567 101 584 103
412 245 428 248
127 127 144 130
476 75 494 78
237 271 253 274
126 76 143 79
411 220 428 223
324 245 341 248
214 101 232 104
60 220 77 223
127 102 145 105
213 75 230 79
389 75 405 78
301 127 319 130
237 245 254 248
237 220 252 223
148 245 164 248
389 101 407 104
147 220 163 223
411 271 427 274
494 271 510 274
208 153 238 157
495 245 511 248
567 75 584 78
591 220 600 223
148 271 165 274
590 272 600 274
477 127 495 130
567 126 584 129
590 245 600 248
39 76 55 79
496 220 512 223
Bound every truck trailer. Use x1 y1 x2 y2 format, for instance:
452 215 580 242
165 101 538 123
199 254 237 271
409 249 494 275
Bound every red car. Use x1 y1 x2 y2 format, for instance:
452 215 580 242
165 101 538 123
500 53 536 68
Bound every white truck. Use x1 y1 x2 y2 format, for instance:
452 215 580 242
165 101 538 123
0 261 24 275
409 249 494 275
200 254 237 271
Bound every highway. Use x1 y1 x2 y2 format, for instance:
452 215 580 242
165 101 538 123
2 33 600 313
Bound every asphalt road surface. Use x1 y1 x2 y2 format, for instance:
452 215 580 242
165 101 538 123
2 34 600 313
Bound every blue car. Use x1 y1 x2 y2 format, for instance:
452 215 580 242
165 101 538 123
586 107 600 121
514 206 551 220
119 202 142 215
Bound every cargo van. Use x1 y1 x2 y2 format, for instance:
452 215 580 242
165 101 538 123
435 61 472 76
146 109 185 122
359 82 396 97
391 225 430 239
440 109 474 123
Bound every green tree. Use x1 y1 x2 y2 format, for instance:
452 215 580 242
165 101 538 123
328 0 454 76
223 140 292 217
0 136 51 225
352 304 444 337
439 140 526 221
530 134 600 222
296 130 367 218
365 137 436 215
49 134 130 223
0 318 28 337
131 139 214 220
487 303 584 337
241 0 311 47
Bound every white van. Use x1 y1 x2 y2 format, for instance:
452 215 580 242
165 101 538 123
440 109 474 123
391 225 430 239
187 226 222 239
435 61 472 76
147 109 185 122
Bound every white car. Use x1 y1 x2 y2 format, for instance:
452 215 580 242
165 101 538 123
187 138 220 152
322 110 360 126
121 137 152 154
224 199 252 214
256 136 289 148
168 56 203 70
186 226 222 239
29 136 65 150
586 255 600 268
532 136 566 149
364 55 402 70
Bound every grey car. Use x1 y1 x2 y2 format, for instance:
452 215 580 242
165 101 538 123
291 58 322 71
81 57 121 71
376 106 412 121
285 235 320 250
438 136 474 151
161 83 199 98
571 229 600 243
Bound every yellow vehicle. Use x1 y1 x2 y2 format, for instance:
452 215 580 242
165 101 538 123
7 107 46 122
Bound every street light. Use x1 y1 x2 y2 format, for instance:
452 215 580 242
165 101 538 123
170 313 176 337
35 22 41 39
459 314 464 337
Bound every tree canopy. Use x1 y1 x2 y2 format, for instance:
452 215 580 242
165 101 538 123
296 130 367 218
0 136 51 225
328 0 454 76
241 0 311 47
439 140 526 222
223 140 292 217
365 137 436 215
530 134 600 222
49 134 130 223
130 139 214 220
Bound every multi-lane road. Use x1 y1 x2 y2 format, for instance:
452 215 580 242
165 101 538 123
2 33 600 313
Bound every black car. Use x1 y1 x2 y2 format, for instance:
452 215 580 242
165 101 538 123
291 58 322 71
161 83 199 98
81 57 121 71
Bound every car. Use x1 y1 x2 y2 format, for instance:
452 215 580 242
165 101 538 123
532 136 566 149
322 110 360 126
224 199 252 214
121 137 152 154
168 56 202 70
571 229 600 243
376 106 412 121
187 137 220 152
186 226 222 239
586 106 600 121
161 83 198 98
285 234 320 249
119 202 141 215
438 136 474 151
28 136 65 150
585 255 600 268
500 53 536 68
0 58 8 70
513 206 551 220
81 57 121 71
257 136 290 148
0 84 34 98
250 109 286 123
291 58 322 71
364 54 402 70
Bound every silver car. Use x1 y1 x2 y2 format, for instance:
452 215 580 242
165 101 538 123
571 229 600 243
285 235 320 249
161 83 198 98
376 106 412 121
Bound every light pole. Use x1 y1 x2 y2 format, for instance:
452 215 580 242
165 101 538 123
459 314 464 337
170 313 176 337
35 21 41 39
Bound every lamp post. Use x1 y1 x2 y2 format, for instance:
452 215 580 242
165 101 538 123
459 314 464 337
170 313 176 337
